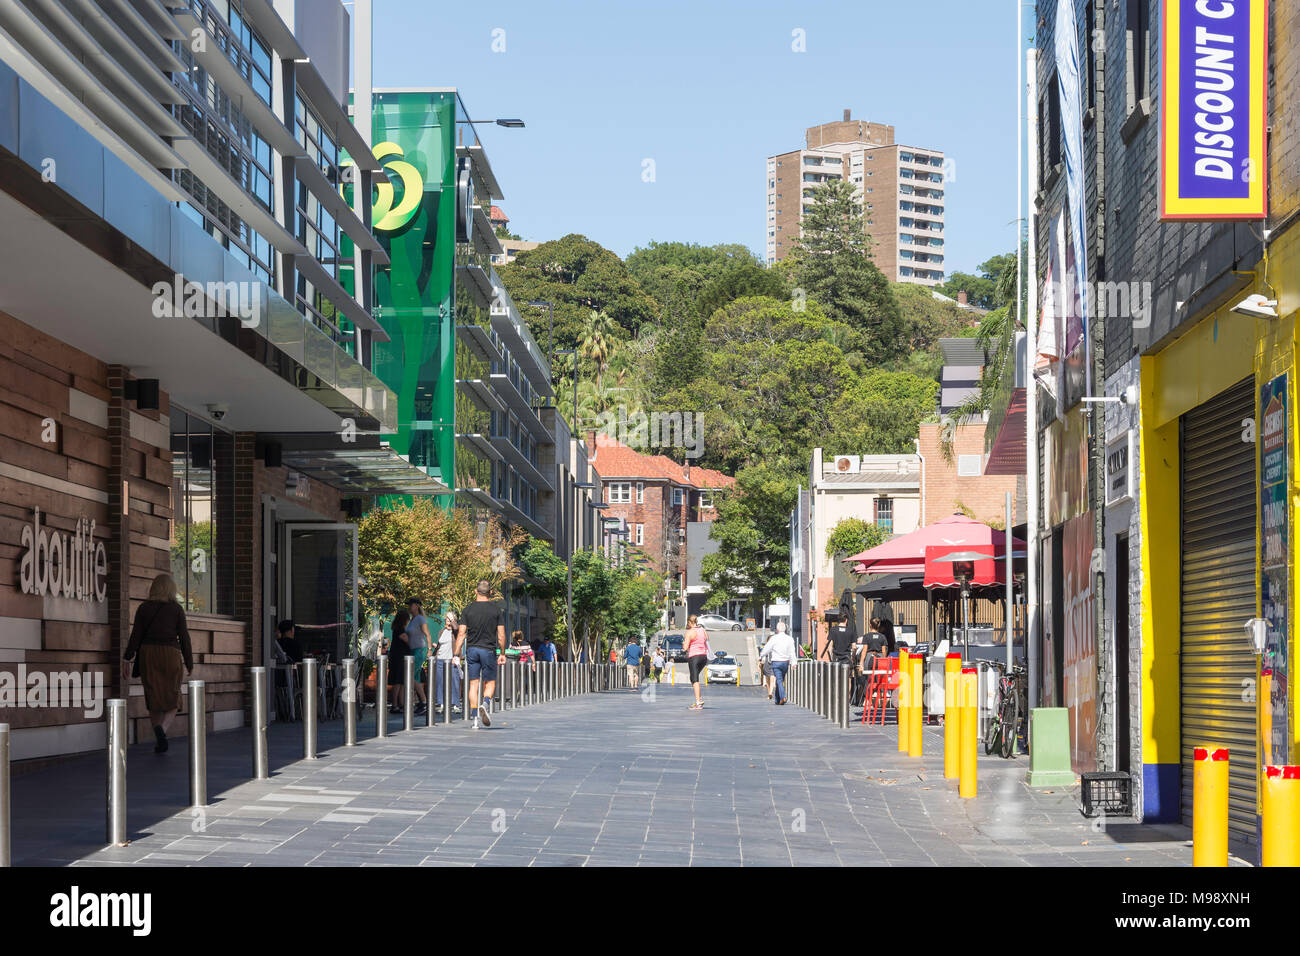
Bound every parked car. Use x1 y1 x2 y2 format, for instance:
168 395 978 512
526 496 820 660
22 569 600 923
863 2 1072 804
705 651 739 684
698 613 744 631
664 635 687 662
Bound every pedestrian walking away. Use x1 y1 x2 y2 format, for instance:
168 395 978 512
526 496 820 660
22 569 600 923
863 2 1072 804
121 573 194 753
435 611 462 716
758 619 796 705
405 598 432 716
456 580 507 729
683 616 710 709
624 636 644 689
651 648 665 683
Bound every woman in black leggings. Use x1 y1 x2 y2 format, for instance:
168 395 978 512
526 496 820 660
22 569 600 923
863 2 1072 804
684 615 710 710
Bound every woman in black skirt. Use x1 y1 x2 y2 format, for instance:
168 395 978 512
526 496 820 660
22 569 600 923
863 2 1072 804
121 573 193 753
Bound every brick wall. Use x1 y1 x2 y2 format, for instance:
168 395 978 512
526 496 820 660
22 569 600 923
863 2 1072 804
917 421 1018 527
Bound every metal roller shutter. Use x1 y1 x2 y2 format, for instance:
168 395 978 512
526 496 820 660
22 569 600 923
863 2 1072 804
1179 376 1257 838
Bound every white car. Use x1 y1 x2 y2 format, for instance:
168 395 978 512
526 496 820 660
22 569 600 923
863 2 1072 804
698 614 744 631
705 652 739 684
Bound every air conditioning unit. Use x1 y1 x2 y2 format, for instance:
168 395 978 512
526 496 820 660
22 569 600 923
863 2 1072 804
833 455 860 474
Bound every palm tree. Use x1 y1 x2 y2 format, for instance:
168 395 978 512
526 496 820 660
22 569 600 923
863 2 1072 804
938 249 1024 463
580 310 617 396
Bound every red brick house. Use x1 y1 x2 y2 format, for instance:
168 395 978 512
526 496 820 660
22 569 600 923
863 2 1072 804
588 433 735 597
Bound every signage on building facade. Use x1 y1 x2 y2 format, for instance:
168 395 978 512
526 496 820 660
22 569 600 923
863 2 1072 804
1048 408 1089 527
1062 511 1097 774
1260 372 1290 763
1105 430 1135 506
1160 0 1269 220
18 509 108 603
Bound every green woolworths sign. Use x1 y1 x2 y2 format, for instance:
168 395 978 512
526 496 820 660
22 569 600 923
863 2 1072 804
343 92 461 495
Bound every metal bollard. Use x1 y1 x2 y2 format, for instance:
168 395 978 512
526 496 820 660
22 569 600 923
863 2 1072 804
403 655 415 731
343 658 358 746
252 667 269 778
1263 765 1300 866
444 658 452 726
898 649 911 752
840 663 849 729
303 658 318 758
514 662 521 709
0 723 10 867
376 654 388 738
908 655 923 755
188 680 206 807
426 653 436 727
106 698 127 846
943 655 961 779
1192 747 1229 866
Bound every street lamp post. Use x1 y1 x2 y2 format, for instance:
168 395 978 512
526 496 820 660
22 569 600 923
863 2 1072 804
556 348 580 659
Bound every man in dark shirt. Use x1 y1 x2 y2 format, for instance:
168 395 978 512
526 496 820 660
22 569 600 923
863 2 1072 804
276 620 303 662
455 579 506 729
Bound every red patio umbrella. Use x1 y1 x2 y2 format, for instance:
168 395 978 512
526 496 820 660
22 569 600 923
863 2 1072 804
843 513 1027 575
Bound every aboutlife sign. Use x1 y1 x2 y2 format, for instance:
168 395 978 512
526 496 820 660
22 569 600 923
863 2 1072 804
18 509 108 603
1160 0 1269 220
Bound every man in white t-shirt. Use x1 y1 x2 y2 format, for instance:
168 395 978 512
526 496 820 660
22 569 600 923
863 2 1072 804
434 611 462 716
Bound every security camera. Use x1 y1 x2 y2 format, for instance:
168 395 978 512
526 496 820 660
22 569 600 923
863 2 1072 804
206 403 229 422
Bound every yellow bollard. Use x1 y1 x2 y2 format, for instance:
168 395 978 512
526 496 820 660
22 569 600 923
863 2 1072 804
897 649 911 752
1262 765 1300 867
943 654 962 779
907 653 923 757
958 668 978 798
1192 747 1229 867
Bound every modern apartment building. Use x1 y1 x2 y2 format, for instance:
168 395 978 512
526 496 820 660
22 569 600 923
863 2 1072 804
0 0 429 760
766 109 947 286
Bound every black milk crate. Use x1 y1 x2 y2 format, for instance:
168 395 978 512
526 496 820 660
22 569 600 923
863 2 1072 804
1080 771 1133 818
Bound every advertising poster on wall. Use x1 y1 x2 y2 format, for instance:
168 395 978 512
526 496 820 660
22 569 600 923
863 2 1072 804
1063 511 1097 773
1048 407 1089 527
1260 372 1290 763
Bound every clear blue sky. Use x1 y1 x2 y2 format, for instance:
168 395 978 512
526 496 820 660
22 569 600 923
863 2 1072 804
366 0 1024 276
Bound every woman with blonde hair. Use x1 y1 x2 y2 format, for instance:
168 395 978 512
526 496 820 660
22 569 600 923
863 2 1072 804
121 573 193 753
683 615 710 710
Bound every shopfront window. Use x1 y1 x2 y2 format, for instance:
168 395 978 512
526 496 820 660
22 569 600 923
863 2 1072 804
171 408 235 615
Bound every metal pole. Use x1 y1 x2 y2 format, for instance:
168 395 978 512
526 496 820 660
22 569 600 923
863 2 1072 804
842 663 850 729
1025 45 1041 717
343 658 358 746
376 654 387 738
444 658 452 726
106 699 127 846
303 658 318 758
426 652 436 727
1006 491 1015 675
403 655 415 731
188 680 206 807
252 667 269 778
0 723 10 867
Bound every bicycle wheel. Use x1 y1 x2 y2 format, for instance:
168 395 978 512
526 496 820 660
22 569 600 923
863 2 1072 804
984 705 1001 755
999 689 1019 759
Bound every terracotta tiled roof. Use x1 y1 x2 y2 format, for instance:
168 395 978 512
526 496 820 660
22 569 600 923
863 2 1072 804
591 433 736 489
489 205 509 224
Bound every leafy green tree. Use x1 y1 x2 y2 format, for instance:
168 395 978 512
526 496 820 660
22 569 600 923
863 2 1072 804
829 369 940 455
694 262 789 323
570 548 614 659
659 297 853 472
825 517 890 559
625 241 759 304
497 234 659 351
607 567 663 646
701 462 799 620
783 179 905 366
518 538 570 638
938 252 1016 310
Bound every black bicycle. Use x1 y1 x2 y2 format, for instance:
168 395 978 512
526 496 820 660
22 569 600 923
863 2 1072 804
983 661 1026 759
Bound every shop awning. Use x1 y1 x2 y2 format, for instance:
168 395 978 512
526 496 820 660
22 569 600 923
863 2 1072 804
853 573 927 602
277 439 450 496
844 513 1028 575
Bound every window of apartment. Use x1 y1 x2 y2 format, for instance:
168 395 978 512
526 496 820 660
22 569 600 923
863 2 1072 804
1041 73 1062 178
609 482 632 504
672 487 684 506
873 497 894 535
170 407 235 617
635 524 644 546
698 491 715 509
1125 0 1151 114
957 454 982 477
635 482 644 504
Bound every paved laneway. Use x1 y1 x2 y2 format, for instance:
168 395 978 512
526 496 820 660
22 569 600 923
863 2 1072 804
9 683 1231 866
